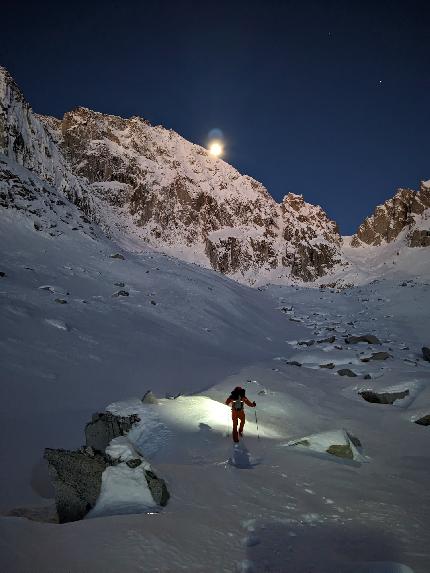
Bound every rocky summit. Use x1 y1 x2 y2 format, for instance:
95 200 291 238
0 66 429 285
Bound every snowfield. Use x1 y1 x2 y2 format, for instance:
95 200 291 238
1 176 430 571
1 61 429 572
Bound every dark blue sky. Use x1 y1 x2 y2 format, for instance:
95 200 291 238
2 0 429 233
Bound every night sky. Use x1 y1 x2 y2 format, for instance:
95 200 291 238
2 0 429 234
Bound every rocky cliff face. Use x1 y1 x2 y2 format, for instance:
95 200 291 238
351 182 430 248
0 67 91 214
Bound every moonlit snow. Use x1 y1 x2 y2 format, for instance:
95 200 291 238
1 173 429 571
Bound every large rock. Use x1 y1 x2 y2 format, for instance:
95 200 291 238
285 429 365 463
422 347 430 362
369 351 390 360
414 414 430 426
85 412 140 453
44 448 107 523
326 444 353 459
144 470 170 506
345 334 381 345
361 351 391 362
337 368 357 377
45 407 170 522
359 389 409 405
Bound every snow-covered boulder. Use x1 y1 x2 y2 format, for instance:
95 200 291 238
359 389 409 405
44 410 170 523
282 429 366 463
85 411 141 452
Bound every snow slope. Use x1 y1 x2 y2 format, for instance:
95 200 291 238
1 173 430 571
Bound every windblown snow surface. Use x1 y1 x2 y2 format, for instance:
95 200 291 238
1 169 430 572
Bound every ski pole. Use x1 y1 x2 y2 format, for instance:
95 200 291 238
254 407 260 439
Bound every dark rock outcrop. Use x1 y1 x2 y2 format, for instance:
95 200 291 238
44 448 107 523
44 408 169 523
337 368 357 377
326 444 353 459
317 336 336 344
361 351 391 362
144 470 170 506
414 414 430 426
422 347 430 362
369 351 390 360
345 335 381 345
298 339 315 346
142 390 158 404
85 412 140 453
359 389 410 404
112 290 129 297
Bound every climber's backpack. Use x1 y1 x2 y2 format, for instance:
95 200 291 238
233 398 244 411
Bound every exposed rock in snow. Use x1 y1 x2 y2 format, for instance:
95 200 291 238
283 429 366 463
413 414 430 426
337 368 358 377
112 290 129 297
359 389 410 405
361 352 391 362
44 409 169 523
85 412 141 453
44 447 107 523
422 347 430 362
345 335 381 345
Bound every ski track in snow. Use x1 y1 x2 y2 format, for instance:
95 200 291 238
0 205 430 572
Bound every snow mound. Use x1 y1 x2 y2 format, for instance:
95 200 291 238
87 464 157 519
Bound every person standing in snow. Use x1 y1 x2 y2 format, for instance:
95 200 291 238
225 386 256 443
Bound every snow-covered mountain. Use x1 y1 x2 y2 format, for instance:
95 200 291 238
1 66 342 284
1 65 429 288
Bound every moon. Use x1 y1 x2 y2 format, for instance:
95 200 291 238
208 141 223 157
